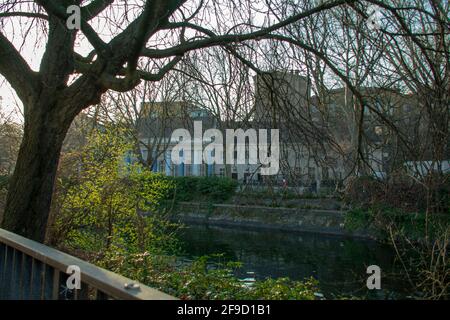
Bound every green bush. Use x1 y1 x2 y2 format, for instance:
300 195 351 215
344 206 449 241
165 176 238 203
100 253 318 300
344 206 449 299
48 128 177 252
344 174 450 213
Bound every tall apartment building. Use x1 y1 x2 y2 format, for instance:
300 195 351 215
253 70 311 123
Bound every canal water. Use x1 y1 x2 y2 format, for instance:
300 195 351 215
177 224 415 299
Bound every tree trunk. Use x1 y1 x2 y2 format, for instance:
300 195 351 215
1 102 73 242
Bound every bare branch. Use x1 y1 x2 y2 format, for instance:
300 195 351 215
35 0 111 57
138 55 183 81
82 0 114 21
0 32 39 104
0 11 48 19
142 0 354 58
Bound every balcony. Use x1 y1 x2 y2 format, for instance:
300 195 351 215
0 228 176 300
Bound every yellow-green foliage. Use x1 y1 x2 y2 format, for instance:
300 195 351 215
52 128 177 255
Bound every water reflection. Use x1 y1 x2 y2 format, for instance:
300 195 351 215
177 224 414 299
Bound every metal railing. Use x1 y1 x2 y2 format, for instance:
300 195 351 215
0 228 177 300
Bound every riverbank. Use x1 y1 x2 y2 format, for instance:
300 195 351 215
177 223 413 299
170 201 371 238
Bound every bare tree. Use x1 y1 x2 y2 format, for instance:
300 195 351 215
0 0 352 241
96 71 190 169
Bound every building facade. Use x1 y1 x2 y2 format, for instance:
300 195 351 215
137 70 447 192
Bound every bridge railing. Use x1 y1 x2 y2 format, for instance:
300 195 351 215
0 228 177 300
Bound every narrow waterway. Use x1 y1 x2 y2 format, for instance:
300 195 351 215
177 223 415 299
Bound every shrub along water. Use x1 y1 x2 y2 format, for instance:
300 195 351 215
345 206 449 299
169 176 238 203
344 174 450 300
136 175 238 204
